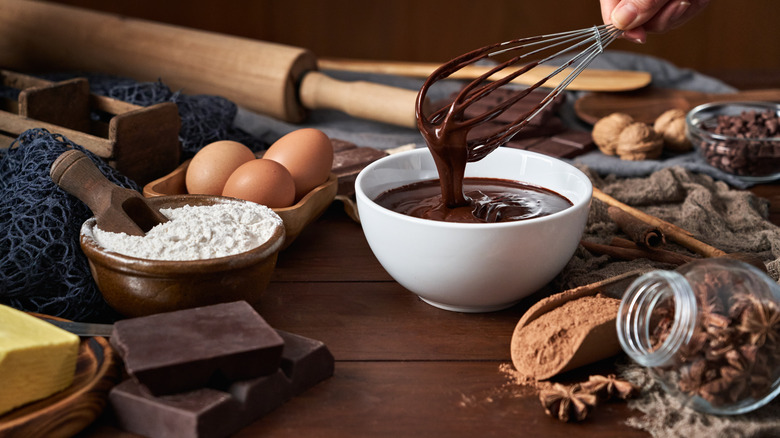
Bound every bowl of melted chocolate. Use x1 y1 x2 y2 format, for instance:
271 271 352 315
355 147 592 312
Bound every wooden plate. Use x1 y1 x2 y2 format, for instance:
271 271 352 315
0 319 121 438
574 87 780 125
142 159 338 249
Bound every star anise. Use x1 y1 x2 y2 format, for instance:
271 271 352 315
678 357 708 394
580 374 639 401
695 280 726 315
539 383 597 422
676 331 707 363
703 312 736 361
736 296 780 347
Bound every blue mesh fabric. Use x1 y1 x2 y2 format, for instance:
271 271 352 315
0 130 136 321
0 74 265 321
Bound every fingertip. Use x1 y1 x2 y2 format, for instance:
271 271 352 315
610 3 639 29
620 28 647 44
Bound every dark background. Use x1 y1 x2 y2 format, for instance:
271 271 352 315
50 0 780 89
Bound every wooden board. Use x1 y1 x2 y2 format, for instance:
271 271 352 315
574 87 780 125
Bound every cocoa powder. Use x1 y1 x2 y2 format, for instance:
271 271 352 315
510 295 622 380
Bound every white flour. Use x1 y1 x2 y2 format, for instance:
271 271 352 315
83 202 282 261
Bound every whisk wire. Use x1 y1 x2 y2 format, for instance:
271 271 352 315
418 24 623 161
482 26 623 155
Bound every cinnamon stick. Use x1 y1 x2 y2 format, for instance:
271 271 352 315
592 188 727 258
607 206 665 248
581 239 696 266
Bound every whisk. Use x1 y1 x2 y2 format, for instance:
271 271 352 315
417 24 623 163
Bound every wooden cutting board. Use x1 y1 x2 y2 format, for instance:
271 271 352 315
319 59 652 92
574 87 780 124
0 317 121 438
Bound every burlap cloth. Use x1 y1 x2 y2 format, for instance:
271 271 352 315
559 165 780 437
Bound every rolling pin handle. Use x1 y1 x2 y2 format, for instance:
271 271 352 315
299 71 420 129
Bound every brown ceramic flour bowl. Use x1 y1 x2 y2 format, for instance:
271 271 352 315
80 195 285 317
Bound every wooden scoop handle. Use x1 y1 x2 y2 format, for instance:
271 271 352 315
50 150 117 213
51 149 167 235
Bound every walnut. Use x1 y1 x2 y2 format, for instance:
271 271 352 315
654 108 692 152
616 122 664 160
592 112 634 155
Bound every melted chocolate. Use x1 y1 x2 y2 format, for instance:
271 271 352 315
375 177 572 223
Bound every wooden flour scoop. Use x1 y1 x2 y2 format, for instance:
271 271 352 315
50 149 168 236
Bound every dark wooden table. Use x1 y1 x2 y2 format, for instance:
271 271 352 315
80 71 779 437
84 183 779 438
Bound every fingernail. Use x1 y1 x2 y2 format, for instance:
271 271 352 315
611 3 639 29
669 1 691 23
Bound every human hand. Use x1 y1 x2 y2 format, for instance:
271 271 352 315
600 0 711 43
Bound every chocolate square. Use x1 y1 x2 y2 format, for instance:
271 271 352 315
111 301 285 396
110 382 240 438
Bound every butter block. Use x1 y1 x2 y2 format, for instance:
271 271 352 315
0 304 80 415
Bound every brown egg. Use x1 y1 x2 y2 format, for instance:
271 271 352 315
222 159 296 208
263 128 334 200
185 140 256 195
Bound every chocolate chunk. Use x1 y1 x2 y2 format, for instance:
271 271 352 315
110 382 243 438
276 330 335 396
699 108 780 176
505 129 594 159
110 301 284 396
461 88 566 128
468 116 565 142
330 139 388 196
527 138 582 158
109 330 334 438
330 138 358 153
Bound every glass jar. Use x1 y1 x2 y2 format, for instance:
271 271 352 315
616 258 780 415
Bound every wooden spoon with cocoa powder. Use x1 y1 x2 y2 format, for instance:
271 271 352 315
510 269 649 381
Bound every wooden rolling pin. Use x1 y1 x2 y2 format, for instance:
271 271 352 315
0 0 419 128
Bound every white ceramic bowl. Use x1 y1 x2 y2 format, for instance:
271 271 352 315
355 147 592 313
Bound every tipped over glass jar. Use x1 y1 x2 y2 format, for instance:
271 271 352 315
616 258 780 415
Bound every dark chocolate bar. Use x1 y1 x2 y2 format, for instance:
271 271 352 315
430 86 593 159
109 329 335 438
461 88 566 128
331 139 388 197
110 382 243 438
506 129 595 159
110 301 285 396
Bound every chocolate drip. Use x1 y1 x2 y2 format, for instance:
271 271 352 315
415 36 550 207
